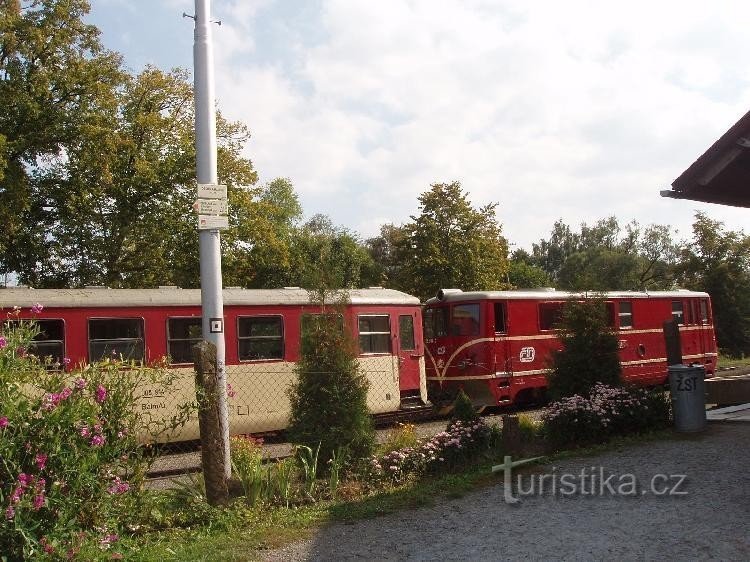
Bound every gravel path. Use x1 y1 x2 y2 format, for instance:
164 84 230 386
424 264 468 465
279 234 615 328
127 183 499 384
260 423 750 561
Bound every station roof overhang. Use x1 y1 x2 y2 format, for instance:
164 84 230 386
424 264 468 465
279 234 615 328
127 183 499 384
661 109 750 207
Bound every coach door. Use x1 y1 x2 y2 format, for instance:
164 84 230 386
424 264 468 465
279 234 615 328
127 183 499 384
396 313 421 395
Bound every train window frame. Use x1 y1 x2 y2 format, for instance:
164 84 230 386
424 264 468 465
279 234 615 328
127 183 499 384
493 302 507 334
671 301 684 325
423 306 449 339
538 302 564 331
699 299 709 324
4 318 66 368
685 300 695 324
88 317 145 363
618 301 633 329
358 314 391 355
451 303 480 337
237 315 284 362
399 314 416 351
166 317 203 365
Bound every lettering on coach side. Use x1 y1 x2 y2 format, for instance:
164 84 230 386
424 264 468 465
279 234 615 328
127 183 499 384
519 347 535 363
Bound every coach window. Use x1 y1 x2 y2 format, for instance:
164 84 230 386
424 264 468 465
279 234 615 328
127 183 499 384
618 302 633 329
671 301 684 325
685 301 695 324
89 318 144 362
167 318 202 364
5 319 65 366
238 316 284 361
359 315 391 354
399 315 416 351
423 307 448 339
451 304 480 336
539 302 563 331
699 300 710 324
494 302 507 333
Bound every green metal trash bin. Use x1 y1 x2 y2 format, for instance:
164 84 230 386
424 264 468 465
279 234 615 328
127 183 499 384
668 364 707 432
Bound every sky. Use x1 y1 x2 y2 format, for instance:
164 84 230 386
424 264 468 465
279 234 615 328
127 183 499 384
87 0 750 251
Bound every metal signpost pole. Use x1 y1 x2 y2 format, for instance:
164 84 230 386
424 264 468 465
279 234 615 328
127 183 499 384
193 0 231 479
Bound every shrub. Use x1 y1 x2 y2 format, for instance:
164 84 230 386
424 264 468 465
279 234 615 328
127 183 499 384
368 419 492 485
287 290 375 466
517 413 541 442
451 388 479 424
230 435 266 506
381 423 419 454
541 383 671 448
546 297 622 400
0 313 183 560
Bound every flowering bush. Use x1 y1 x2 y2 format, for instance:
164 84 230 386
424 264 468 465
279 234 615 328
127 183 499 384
541 383 672 448
0 311 186 560
368 419 492 485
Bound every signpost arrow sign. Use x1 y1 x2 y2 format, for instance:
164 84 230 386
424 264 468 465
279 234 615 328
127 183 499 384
193 198 228 215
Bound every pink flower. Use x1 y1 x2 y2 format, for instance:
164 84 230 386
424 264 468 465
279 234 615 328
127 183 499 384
17 473 31 487
80 426 90 438
60 387 72 400
95 385 107 403
31 303 44 314
5 506 14 520
63 357 71 366
90 435 105 447
0 416 8 429
35 453 48 470
74 377 87 390
33 494 45 510
0 336 6 349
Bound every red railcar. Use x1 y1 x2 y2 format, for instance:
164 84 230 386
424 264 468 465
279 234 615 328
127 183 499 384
423 289 718 408
1 287 428 439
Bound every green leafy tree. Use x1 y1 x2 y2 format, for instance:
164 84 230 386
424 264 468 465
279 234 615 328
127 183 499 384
8 65 258 288
366 223 409 288
396 182 509 300
287 291 375 465
546 297 623 400
675 213 750 357
0 0 123 281
508 249 552 288
532 217 677 291
290 215 380 290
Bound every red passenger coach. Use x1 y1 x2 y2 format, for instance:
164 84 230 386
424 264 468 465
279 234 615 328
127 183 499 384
1 287 428 440
423 289 718 409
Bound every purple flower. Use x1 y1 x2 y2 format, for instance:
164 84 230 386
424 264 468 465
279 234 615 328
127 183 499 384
0 336 6 349
17 473 31 487
0 416 8 429
5 506 14 520
95 385 107 403
59 387 72 400
35 453 48 470
31 303 44 314
74 377 87 390
63 357 71 366
80 426 90 438
90 435 105 447
33 494 45 510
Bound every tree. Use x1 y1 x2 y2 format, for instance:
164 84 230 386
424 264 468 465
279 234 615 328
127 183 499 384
675 213 750 357
0 0 123 281
366 223 408 288
508 249 551 288
532 217 677 291
546 297 623 400
396 182 509 301
289 215 380 290
286 291 375 465
12 66 258 288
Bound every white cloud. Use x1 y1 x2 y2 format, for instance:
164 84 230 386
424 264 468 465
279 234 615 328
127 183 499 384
206 0 750 248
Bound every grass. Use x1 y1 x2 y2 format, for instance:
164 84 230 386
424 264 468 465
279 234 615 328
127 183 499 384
83 427 681 561
718 354 750 369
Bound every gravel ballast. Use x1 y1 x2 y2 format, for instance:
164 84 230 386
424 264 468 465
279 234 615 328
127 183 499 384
261 423 750 561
